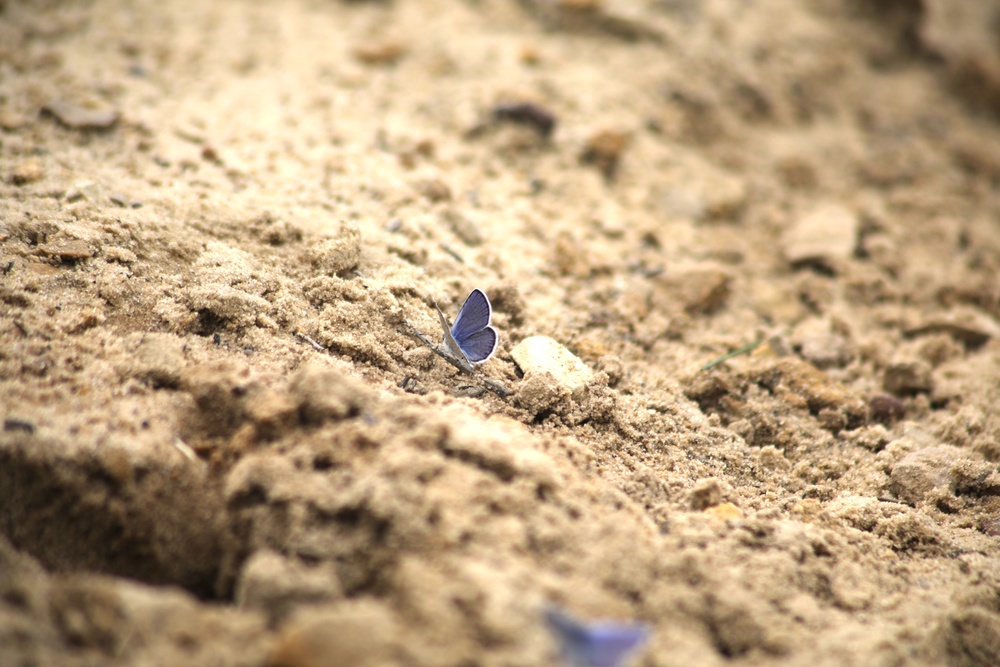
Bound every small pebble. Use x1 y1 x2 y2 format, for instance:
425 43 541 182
654 264 732 315
8 160 43 185
3 418 35 434
580 129 630 179
352 40 407 66
0 110 31 130
512 337 593 392
65 181 103 202
42 100 120 130
415 179 451 202
870 395 906 425
688 478 724 510
704 502 743 521
981 517 1000 536
889 444 962 505
268 601 397 667
883 360 933 396
905 308 1000 348
511 336 594 416
782 203 858 271
493 101 557 138
38 239 93 262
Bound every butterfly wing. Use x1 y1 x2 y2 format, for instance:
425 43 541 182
451 288 493 344
456 326 498 364
435 303 474 372
545 607 650 667
575 625 650 667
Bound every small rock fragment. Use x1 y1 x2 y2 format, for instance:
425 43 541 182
653 169 748 222
8 159 43 185
524 0 665 42
905 308 1000 348
0 109 31 130
704 503 743 521
782 203 858 271
511 336 594 416
415 179 451 202
3 418 35 434
580 129 630 179
268 601 398 667
65 181 103 202
870 394 906 425
981 517 1000 536
38 239 93 262
889 444 964 505
883 360 934 396
493 101 557 138
42 100 120 130
688 478 724 510
790 318 855 369
352 40 407 66
654 264 732 315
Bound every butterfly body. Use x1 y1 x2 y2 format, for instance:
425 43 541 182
437 288 498 371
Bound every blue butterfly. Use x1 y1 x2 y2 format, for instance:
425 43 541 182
436 288 499 371
544 606 651 667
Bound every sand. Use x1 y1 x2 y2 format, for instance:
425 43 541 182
2 0 1000 665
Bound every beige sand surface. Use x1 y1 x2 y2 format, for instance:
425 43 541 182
2 1 1000 665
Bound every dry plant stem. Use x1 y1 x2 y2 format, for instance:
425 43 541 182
295 331 326 352
403 321 511 398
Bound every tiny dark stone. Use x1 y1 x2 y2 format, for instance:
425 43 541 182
870 394 906 425
493 102 557 138
3 418 35 434
580 129 630 180
981 517 1000 536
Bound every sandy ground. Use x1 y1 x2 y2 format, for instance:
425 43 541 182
3 0 1000 665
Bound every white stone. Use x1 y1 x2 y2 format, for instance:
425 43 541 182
782 203 858 269
510 336 593 394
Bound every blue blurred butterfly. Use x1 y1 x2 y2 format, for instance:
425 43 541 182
544 606 651 667
435 288 499 372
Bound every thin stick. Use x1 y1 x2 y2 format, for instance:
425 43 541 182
295 331 326 352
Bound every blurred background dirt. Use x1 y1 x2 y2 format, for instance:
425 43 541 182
2 0 1000 665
